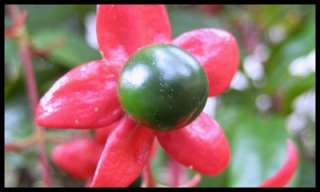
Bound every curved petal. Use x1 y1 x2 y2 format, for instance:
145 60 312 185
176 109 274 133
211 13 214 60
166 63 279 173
96 5 172 70
90 115 155 187
51 138 103 180
173 28 240 96
36 60 124 129
260 140 299 187
157 112 230 176
149 140 158 160
94 117 124 145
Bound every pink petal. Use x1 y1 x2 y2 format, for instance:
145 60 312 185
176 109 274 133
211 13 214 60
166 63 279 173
157 112 230 176
174 28 240 96
94 117 124 145
96 5 172 70
90 115 155 187
260 140 299 187
36 60 124 129
51 138 103 180
149 139 158 160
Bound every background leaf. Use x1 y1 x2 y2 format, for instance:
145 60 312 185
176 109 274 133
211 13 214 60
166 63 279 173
215 107 288 187
264 8 315 92
31 29 100 68
168 5 225 37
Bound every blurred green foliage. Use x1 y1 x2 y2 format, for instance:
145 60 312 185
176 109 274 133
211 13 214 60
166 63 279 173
5 5 315 187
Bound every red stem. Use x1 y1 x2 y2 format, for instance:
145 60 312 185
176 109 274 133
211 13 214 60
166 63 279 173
37 144 52 187
19 40 38 114
141 163 156 187
5 143 26 152
168 158 186 187
9 5 52 187
181 174 201 187
19 38 52 187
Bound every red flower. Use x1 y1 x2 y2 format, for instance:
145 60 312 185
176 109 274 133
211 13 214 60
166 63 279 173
36 5 298 187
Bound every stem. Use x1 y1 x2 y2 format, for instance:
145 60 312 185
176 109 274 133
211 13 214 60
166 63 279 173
180 174 201 187
234 20 260 54
5 134 78 153
141 163 156 187
5 138 37 152
168 158 186 187
19 39 38 114
37 140 52 187
8 5 52 187
19 36 52 187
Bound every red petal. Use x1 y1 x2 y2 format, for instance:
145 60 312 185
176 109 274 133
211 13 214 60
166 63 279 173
174 28 240 96
36 60 124 128
157 112 230 176
96 5 172 70
260 140 299 187
94 117 123 145
90 115 155 187
149 139 158 160
51 138 103 180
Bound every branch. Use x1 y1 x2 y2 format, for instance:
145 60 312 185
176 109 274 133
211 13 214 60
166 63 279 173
141 163 156 187
7 5 52 187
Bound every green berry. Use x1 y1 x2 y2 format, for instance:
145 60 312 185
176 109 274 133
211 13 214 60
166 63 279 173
118 44 208 131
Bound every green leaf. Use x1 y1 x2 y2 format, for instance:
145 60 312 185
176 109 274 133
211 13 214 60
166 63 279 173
32 57 68 95
198 172 228 187
5 39 21 83
280 74 315 114
295 147 315 187
220 88 259 112
20 5 75 33
5 96 33 143
5 16 12 28
265 11 315 93
167 6 225 38
31 29 100 68
21 5 96 34
252 5 291 29
5 149 39 187
250 5 311 31
5 39 22 99
215 107 289 187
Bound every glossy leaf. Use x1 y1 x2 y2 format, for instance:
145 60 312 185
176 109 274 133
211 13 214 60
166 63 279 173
5 39 21 83
5 97 33 143
215 107 295 187
157 112 230 176
295 139 315 187
90 115 155 187
21 5 75 33
167 6 223 37
265 10 315 92
33 58 67 96
52 138 103 180
251 5 293 30
96 5 172 69
174 28 240 96
5 39 22 99
32 29 100 68
36 60 124 129
260 140 299 187
280 74 315 114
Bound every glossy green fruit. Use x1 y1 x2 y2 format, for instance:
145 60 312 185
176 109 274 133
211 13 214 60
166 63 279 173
118 44 208 131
